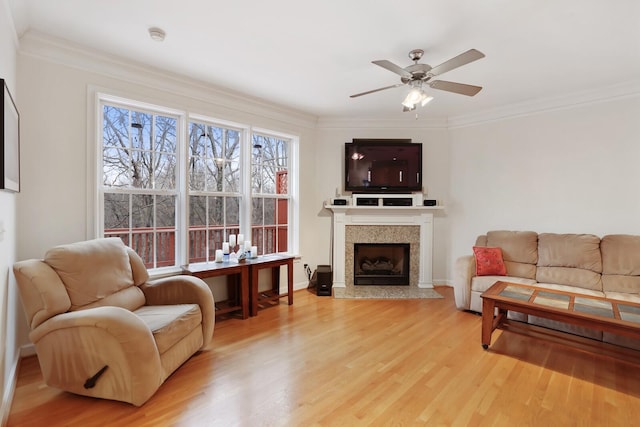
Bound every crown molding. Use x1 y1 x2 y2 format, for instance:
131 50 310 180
316 115 448 130
447 80 640 128
18 30 318 130
2 0 20 48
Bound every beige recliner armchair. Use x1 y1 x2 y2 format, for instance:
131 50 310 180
13 237 215 406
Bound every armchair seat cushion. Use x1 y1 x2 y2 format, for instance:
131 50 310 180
135 304 202 354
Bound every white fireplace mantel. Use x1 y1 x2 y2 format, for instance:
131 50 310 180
325 204 444 294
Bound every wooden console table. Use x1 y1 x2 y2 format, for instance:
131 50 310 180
181 262 249 319
244 254 294 316
480 281 640 349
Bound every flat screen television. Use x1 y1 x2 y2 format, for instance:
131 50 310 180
344 139 422 193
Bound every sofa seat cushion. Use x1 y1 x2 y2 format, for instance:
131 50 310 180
134 304 202 354
603 291 640 305
470 276 537 294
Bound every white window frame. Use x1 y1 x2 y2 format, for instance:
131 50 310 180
91 92 299 274
95 93 187 275
249 127 299 255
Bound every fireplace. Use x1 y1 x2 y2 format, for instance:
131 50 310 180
354 243 410 286
326 201 439 298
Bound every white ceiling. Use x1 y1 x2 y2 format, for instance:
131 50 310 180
9 0 640 119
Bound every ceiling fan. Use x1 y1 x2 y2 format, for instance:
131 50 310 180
350 48 485 112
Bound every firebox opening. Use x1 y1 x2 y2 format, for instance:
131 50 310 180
354 243 410 286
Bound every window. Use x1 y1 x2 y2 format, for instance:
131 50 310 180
97 95 297 271
187 120 242 263
251 132 290 255
101 104 179 269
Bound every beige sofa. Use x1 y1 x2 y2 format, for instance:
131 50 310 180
454 230 640 350
13 237 215 406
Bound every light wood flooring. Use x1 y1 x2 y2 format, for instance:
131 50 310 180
7 287 640 426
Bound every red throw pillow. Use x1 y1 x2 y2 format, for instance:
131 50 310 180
473 246 507 276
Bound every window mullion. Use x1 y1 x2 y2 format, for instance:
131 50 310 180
177 114 189 267
241 129 252 243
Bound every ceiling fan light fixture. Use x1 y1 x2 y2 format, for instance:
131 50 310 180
402 87 433 109
420 95 434 106
402 87 423 108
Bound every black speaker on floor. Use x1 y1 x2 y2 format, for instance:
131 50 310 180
316 265 333 296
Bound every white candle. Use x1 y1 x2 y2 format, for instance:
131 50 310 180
251 246 258 258
222 242 230 254
237 234 244 246
244 240 251 251
214 249 223 262
229 234 236 248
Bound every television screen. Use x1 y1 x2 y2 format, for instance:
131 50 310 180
344 140 422 193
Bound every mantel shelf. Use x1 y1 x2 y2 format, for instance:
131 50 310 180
324 203 445 214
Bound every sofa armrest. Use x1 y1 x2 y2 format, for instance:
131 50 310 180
140 275 215 348
453 255 476 310
29 306 162 406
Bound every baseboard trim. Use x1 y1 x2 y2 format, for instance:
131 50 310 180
1 344 37 426
1 354 19 427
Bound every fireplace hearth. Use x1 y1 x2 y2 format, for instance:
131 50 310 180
354 243 410 286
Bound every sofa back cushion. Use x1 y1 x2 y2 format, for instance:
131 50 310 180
601 234 640 294
536 233 602 290
480 230 538 279
44 238 145 311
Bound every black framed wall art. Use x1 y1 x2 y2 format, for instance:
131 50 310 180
1 78 20 192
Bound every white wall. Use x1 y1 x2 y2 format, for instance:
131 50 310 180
448 95 640 279
0 0 19 421
314 120 451 283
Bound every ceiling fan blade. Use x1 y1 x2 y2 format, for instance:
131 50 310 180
372 60 413 78
428 49 485 77
350 83 404 98
429 80 483 96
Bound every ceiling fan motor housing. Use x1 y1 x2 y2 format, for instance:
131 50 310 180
401 63 432 83
408 49 424 61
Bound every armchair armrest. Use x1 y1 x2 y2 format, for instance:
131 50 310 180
140 275 215 348
29 306 162 406
30 305 154 344
453 255 476 310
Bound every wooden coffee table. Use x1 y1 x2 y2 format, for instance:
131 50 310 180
480 281 640 349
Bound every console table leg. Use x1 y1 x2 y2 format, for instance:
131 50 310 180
287 259 293 305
